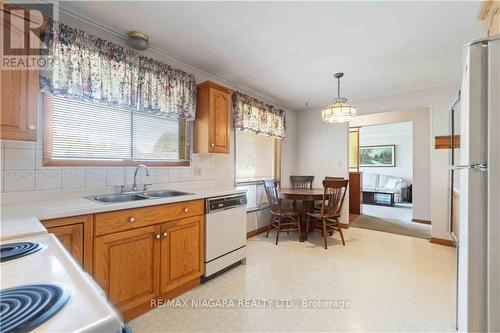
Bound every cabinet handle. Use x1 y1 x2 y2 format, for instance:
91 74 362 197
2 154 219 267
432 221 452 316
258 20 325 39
129 217 135 222
163 232 168 237
155 234 161 239
211 143 215 147
183 208 189 212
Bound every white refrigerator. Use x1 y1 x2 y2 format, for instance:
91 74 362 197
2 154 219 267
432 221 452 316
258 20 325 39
452 35 499 332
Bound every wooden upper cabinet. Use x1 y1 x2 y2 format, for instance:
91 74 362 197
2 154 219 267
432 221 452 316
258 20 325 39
194 81 232 154
160 215 204 294
94 225 161 317
0 5 41 141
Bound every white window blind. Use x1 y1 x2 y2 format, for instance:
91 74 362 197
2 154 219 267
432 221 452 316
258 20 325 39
235 130 276 183
46 94 188 162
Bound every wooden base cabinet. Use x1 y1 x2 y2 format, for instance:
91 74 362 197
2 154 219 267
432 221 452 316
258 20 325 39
93 202 205 320
41 215 93 273
160 215 204 294
94 225 161 315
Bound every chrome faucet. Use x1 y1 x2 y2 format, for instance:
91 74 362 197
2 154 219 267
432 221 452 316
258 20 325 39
132 164 150 191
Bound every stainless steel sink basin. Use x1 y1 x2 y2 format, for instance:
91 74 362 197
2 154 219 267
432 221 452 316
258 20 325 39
89 194 148 204
86 189 192 204
143 190 191 198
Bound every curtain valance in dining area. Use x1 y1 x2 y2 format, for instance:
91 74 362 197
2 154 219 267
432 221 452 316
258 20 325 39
40 21 197 120
232 91 286 139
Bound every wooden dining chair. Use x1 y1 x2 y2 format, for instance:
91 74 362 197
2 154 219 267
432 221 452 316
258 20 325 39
263 179 301 245
306 179 349 249
314 176 344 211
290 176 314 189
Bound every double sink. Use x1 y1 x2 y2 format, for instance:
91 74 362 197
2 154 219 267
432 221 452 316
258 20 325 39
87 190 192 204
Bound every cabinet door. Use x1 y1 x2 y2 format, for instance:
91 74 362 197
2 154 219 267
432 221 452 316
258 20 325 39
160 215 204 294
209 88 230 153
94 225 161 313
42 215 93 273
0 7 39 141
47 224 84 266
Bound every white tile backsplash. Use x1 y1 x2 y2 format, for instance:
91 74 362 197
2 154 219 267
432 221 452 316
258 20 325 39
85 168 106 188
3 140 39 150
155 168 169 183
35 169 62 190
62 168 86 189
106 167 125 186
4 149 35 170
4 170 35 192
168 168 181 182
0 146 215 193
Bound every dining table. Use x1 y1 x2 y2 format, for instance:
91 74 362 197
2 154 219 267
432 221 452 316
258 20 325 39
278 188 325 241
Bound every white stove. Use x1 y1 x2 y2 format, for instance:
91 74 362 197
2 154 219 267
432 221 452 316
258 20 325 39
0 233 124 332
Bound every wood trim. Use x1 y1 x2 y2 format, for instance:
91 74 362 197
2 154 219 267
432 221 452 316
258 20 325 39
43 159 190 167
435 135 460 149
430 237 456 247
246 225 269 238
412 218 432 225
339 223 349 229
41 214 94 273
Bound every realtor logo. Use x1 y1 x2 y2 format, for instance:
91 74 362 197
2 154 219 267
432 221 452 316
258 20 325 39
1 2 55 69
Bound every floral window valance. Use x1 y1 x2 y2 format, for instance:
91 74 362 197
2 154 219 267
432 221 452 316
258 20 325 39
40 21 196 120
232 91 286 139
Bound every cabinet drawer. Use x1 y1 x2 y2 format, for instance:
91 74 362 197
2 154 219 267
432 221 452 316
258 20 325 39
95 200 204 236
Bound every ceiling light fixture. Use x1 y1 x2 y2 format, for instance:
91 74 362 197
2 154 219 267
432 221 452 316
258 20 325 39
321 72 357 123
127 31 150 51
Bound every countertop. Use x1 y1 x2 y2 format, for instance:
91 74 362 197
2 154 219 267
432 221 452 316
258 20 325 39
1 187 246 222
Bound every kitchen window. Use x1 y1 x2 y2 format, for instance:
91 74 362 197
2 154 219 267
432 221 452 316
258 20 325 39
43 94 190 166
235 129 281 210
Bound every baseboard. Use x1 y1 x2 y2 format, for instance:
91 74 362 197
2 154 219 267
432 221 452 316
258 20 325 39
412 218 432 225
340 223 349 229
246 225 269 238
429 237 456 247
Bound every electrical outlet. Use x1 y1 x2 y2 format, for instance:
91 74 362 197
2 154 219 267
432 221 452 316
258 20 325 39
193 167 202 176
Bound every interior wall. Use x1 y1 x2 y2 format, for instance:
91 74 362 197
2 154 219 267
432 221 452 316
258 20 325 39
295 110 349 225
351 84 459 240
359 122 413 184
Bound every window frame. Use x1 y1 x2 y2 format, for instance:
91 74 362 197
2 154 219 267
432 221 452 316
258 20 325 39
42 93 191 167
234 129 281 212
234 129 281 186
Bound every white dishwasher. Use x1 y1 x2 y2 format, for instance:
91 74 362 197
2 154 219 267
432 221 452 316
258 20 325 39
204 193 247 280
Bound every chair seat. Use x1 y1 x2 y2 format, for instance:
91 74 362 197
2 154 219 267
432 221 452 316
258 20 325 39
306 212 340 220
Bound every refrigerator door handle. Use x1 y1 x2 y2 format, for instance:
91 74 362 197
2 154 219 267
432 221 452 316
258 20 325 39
450 163 488 171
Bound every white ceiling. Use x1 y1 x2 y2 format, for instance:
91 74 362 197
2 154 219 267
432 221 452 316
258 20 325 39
61 1 483 111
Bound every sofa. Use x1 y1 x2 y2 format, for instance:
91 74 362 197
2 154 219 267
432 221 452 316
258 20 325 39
362 173 408 203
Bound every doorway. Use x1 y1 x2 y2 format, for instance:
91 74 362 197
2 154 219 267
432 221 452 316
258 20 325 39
349 121 430 239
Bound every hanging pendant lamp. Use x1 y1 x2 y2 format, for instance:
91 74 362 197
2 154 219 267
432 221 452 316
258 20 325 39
321 72 357 123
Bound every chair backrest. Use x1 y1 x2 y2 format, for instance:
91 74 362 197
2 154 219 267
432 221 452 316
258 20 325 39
320 179 349 218
263 179 281 214
325 176 344 181
290 175 314 189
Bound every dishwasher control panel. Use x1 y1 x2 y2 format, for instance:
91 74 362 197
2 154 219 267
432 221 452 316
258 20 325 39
206 194 247 213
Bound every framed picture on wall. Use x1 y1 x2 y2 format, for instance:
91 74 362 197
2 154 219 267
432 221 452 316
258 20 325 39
359 145 396 167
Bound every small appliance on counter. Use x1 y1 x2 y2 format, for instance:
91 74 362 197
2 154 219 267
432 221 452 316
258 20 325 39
203 193 247 280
